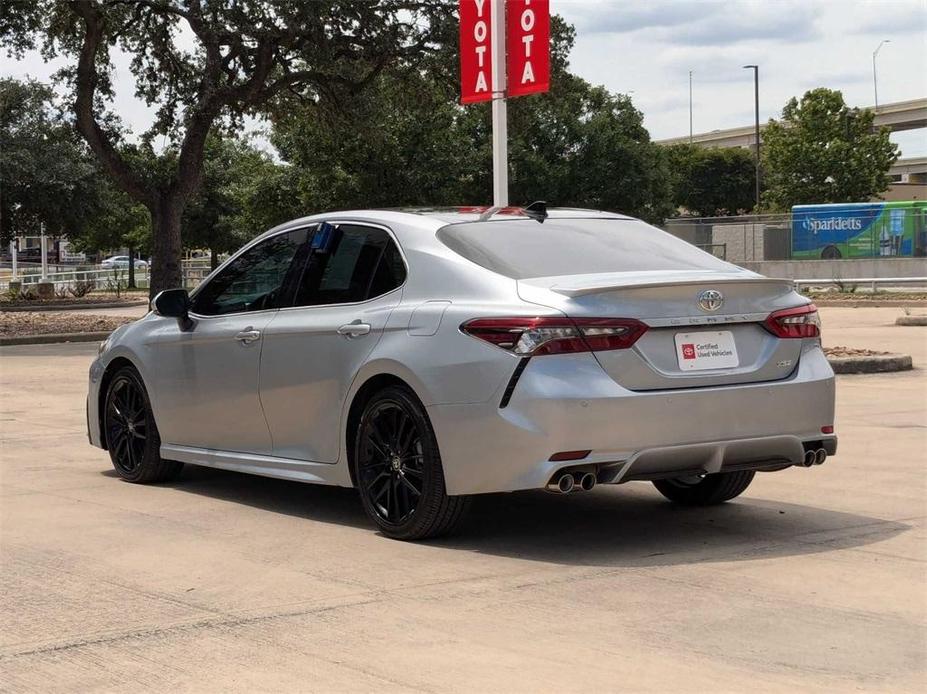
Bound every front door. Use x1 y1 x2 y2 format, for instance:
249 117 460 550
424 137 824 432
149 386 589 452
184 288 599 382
148 229 306 454
259 223 407 462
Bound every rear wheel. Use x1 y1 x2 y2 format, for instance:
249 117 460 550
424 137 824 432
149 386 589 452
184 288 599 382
353 385 470 540
103 366 182 483
652 470 755 505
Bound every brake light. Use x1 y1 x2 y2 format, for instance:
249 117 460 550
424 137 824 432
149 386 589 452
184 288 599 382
461 317 648 356
764 304 821 339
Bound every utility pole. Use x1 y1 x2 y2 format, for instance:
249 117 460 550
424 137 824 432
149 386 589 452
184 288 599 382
490 0 508 207
743 65 761 212
688 70 693 144
40 221 48 280
872 40 890 109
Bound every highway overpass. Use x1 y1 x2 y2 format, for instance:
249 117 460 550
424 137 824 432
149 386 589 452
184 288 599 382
655 98 926 189
656 98 926 149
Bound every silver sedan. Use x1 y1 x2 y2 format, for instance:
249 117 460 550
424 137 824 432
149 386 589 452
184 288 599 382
88 207 836 540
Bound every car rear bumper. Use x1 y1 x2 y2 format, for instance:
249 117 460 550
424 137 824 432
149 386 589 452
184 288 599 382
427 343 836 495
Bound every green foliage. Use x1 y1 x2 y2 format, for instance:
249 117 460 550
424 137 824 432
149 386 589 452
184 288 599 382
762 88 899 211
665 144 756 216
70 182 152 255
272 15 673 223
183 135 300 254
0 78 99 243
1 0 444 293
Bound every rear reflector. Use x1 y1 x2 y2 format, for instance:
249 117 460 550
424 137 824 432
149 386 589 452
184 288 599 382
461 316 647 356
763 303 821 339
549 450 591 462
821 425 834 434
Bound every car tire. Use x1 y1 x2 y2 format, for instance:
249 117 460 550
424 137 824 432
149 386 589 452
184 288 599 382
652 470 755 506
103 366 182 483
353 385 470 540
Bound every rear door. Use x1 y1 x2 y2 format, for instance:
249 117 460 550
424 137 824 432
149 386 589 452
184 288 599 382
259 222 407 462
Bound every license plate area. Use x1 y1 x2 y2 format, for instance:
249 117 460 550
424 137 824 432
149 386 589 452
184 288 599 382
674 330 739 371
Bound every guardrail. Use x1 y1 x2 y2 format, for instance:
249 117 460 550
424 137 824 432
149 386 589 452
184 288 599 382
793 277 927 291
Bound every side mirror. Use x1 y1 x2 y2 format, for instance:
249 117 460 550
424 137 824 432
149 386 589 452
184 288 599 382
151 288 190 321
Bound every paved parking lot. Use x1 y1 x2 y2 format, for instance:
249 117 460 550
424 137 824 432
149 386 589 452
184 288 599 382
1 306 925 692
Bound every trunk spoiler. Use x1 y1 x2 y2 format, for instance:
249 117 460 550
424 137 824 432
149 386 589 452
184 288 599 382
521 271 792 298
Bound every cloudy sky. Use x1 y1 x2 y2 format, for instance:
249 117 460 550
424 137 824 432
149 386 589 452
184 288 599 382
4 0 926 156
555 0 927 155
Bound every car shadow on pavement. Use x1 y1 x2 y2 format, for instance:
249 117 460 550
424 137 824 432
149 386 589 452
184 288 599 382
440 487 912 567
110 465 912 568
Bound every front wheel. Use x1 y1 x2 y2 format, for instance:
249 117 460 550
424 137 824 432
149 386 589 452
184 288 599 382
652 470 755 506
103 366 182 483
353 385 470 540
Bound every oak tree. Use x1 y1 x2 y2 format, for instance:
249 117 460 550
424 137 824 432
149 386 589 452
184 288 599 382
2 0 440 294
762 88 899 211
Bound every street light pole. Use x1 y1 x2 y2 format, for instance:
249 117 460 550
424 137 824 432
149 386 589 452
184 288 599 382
872 40 890 109
688 70 693 143
743 65 760 212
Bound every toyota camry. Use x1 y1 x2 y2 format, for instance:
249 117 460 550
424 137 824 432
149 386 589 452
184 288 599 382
88 206 836 540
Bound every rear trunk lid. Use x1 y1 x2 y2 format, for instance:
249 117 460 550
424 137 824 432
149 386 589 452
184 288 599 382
518 270 805 390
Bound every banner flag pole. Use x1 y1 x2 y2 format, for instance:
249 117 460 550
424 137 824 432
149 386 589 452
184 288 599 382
490 0 508 207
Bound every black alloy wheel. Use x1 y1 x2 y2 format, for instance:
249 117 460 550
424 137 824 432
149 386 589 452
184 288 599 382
103 366 182 483
354 386 470 540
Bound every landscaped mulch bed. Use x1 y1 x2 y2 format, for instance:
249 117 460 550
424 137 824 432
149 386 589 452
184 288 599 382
824 346 889 358
0 311 136 338
803 291 927 303
824 346 913 374
0 294 148 311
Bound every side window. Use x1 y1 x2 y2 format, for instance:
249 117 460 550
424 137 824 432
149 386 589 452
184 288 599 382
192 230 305 316
293 224 406 307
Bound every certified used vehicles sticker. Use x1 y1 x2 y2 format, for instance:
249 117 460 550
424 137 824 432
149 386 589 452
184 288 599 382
674 330 739 370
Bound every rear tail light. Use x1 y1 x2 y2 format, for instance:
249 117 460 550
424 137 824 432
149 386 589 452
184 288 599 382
461 316 648 356
763 304 821 339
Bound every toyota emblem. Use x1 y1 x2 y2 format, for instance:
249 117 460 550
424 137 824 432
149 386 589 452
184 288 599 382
697 289 724 312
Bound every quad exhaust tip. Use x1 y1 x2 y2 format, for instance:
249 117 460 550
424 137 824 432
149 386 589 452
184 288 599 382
577 472 597 491
799 448 827 468
555 473 575 493
547 471 597 494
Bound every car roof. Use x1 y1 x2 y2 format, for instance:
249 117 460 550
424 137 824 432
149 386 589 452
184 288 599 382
265 206 634 236
391 206 633 224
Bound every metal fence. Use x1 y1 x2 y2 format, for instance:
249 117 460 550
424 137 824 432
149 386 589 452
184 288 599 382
663 214 789 263
0 260 214 293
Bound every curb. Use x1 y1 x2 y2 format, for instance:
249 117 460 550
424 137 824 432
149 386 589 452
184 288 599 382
827 353 913 374
811 300 927 308
0 301 147 313
895 316 927 326
0 331 112 346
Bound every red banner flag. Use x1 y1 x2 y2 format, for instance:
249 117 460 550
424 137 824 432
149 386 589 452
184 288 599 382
459 0 493 104
506 0 550 98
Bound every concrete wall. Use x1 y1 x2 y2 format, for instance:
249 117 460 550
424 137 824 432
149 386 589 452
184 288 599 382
711 223 765 262
739 257 927 280
880 183 927 201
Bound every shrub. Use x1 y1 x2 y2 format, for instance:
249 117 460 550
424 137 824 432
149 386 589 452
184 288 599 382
69 279 96 298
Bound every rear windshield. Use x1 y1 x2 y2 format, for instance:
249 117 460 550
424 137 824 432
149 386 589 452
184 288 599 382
436 218 731 279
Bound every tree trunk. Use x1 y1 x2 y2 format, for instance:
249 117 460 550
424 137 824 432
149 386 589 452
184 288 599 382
149 198 184 298
127 246 136 289
210 247 218 271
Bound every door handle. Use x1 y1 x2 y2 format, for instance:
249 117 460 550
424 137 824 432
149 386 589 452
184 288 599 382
337 322 371 338
235 328 262 345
